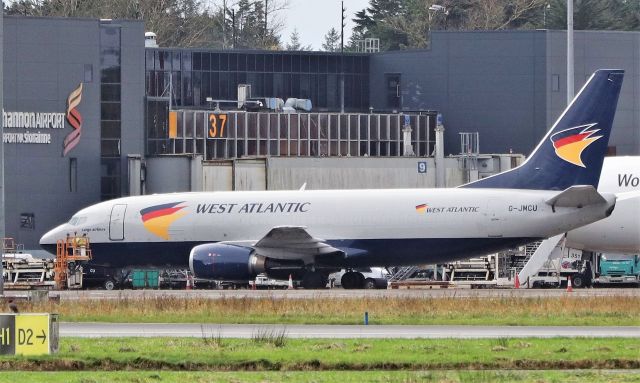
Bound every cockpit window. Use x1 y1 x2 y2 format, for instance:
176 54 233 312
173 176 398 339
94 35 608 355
68 216 87 226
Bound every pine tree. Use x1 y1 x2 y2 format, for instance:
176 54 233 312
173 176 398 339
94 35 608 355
286 28 311 50
322 27 341 52
544 0 626 30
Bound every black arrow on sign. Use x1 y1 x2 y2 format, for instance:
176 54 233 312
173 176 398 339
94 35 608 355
36 330 46 344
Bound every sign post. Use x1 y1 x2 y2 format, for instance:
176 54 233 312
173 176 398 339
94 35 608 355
0 314 55 356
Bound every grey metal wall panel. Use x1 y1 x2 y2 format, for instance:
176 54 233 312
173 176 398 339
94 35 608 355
2 16 145 249
145 157 191 193
234 159 267 191
266 157 437 190
3 17 102 248
370 30 639 156
369 31 547 156
119 20 146 195
546 30 639 155
202 161 233 191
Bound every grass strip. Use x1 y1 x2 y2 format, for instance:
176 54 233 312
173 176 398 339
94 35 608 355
1 337 639 371
21 295 640 325
1 370 640 383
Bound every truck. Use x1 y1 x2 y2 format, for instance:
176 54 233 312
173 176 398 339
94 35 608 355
528 248 640 288
528 247 587 288
253 274 291 289
594 254 640 285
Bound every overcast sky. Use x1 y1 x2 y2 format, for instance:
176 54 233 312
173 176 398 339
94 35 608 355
280 0 371 50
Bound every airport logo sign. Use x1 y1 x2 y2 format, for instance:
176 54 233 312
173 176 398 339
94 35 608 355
550 123 601 168
140 202 187 240
1 83 84 153
63 83 83 156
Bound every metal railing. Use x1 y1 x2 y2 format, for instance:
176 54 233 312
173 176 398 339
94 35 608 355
148 110 436 160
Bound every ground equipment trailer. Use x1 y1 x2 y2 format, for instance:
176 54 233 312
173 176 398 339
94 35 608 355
528 249 639 288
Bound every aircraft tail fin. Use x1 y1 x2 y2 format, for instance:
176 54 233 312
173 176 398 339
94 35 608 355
463 69 624 190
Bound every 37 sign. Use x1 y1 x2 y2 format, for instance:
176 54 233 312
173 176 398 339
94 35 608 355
208 113 228 138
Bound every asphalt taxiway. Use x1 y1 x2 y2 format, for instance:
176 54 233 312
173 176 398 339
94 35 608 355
60 323 640 338
10 287 640 300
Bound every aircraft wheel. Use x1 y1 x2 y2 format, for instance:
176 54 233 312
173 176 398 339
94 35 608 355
341 272 365 289
302 271 327 289
364 278 377 289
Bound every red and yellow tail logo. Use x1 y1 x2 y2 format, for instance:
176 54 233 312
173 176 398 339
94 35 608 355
550 123 601 168
415 204 428 214
140 202 187 240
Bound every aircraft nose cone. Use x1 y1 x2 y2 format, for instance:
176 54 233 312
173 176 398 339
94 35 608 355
39 224 68 254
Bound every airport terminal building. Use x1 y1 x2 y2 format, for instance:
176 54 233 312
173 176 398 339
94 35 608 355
2 15 639 249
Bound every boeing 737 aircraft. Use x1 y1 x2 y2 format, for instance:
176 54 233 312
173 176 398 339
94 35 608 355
40 69 624 289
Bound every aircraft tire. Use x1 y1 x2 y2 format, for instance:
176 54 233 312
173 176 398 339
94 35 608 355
302 271 327 289
364 278 377 289
341 272 365 289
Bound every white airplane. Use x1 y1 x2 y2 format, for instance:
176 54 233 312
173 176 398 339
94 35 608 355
40 69 624 289
564 156 639 253
516 156 639 285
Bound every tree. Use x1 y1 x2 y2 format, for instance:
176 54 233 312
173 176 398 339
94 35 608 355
321 27 341 52
3 0 289 49
352 0 408 50
616 0 640 30
286 28 311 50
544 0 617 30
464 0 546 30
223 0 287 49
350 0 637 52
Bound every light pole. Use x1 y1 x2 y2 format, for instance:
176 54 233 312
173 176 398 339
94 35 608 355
340 1 346 113
223 0 227 49
0 8 4 295
567 0 574 105
543 3 550 28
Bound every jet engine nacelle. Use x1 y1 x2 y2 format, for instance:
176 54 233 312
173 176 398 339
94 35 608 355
189 243 266 280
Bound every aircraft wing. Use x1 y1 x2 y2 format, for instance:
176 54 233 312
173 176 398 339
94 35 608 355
223 226 344 263
545 185 608 209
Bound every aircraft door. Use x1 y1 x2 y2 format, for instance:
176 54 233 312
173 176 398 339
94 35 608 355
109 204 127 241
484 199 505 238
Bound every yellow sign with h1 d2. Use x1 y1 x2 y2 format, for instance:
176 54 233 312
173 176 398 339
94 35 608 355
0 314 50 356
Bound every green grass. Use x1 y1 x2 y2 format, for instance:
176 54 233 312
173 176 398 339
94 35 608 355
22 295 640 325
1 371 640 383
1 337 639 371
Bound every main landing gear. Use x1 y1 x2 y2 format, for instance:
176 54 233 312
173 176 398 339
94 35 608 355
341 271 365 289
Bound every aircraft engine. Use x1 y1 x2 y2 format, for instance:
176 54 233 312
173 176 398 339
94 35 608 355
189 243 266 280
190 243 307 281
